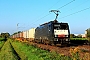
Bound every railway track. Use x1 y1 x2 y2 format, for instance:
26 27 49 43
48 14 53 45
31 39 89 47
70 40 89 45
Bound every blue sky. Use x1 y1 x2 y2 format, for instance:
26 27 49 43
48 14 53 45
0 0 90 34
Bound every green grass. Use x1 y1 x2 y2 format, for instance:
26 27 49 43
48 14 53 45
10 40 48 60
0 40 19 60
70 38 87 40
10 39 72 60
0 38 5 41
0 38 6 49
1 38 89 60
0 41 5 49
1 39 88 60
1 39 89 60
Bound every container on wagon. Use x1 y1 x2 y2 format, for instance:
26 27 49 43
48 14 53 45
28 28 35 41
23 31 27 38
20 32 23 38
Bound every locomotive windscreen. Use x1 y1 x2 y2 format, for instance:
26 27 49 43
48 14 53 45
54 23 68 30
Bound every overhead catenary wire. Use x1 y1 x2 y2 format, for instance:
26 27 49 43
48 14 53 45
24 0 62 29
35 0 75 21
19 0 90 32
62 0 89 14
58 0 75 9
27 0 75 28
59 7 90 19
36 0 75 21
28 0 61 24
19 0 76 32
25 13 51 30
24 0 61 28
22 0 90 36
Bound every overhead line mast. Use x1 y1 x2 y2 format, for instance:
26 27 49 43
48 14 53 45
50 10 60 20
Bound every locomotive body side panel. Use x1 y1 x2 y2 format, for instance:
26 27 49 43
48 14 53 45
35 22 53 43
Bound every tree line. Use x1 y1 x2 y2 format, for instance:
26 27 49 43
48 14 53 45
70 34 82 38
0 33 10 38
86 28 90 38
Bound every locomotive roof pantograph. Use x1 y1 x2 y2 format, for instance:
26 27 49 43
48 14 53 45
50 10 60 20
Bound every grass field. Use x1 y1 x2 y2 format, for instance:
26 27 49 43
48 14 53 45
10 39 90 60
0 41 5 49
0 39 89 60
70 38 87 40
10 39 71 60
0 39 19 60
0 38 4 41
0 38 5 49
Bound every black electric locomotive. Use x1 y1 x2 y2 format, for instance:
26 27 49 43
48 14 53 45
35 20 70 45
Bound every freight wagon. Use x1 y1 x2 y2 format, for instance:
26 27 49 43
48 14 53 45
28 28 35 42
23 28 35 42
34 20 70 45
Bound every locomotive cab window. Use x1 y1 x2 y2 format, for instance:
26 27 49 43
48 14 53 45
54 23 68 30
54 24 60 30
60 24 68 30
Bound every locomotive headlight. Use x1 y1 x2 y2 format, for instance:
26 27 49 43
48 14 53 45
66 35 68 37
54 31 56 33
55 35 57 37
66 39 68 41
